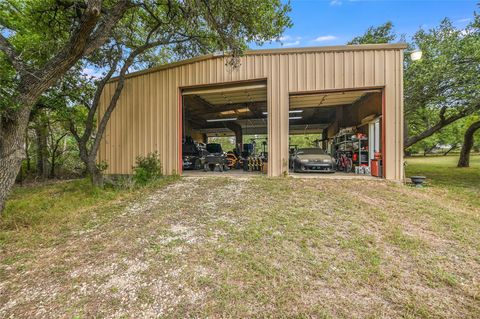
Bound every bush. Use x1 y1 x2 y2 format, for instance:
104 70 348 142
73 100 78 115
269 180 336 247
133 152 162 185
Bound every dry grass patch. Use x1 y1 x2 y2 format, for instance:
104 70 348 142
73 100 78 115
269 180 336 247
0 169 479 318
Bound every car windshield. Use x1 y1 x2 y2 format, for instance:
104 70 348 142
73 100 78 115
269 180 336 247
206 143 222 153
297 148 326 155
183 144 199 155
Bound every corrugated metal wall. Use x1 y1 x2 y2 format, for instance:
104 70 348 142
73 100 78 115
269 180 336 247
99 44 405 180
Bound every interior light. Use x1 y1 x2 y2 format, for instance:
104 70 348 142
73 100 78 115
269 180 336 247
262 110 304 115
206 117 238 122
289 116 302 120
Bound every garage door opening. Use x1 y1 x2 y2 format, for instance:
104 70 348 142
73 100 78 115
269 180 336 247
180 80 269 176
288 89 384 178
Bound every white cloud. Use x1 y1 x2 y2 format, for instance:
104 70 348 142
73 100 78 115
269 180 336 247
330 0 342 5
460 28 473 36
457 18 471 23
279 35 302 42
82 67 103 79
313 35 338 42
283 40 300 47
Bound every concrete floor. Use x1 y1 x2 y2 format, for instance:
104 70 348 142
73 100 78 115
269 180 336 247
182 169 263 177
182 169 379 180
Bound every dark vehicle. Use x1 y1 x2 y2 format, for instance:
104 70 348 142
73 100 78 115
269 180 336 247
204 143 228 171
182 142 207 170
292 148 336 173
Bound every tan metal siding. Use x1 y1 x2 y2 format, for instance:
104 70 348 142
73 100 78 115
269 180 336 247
99 45 405 180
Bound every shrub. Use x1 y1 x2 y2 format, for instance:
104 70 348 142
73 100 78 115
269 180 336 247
133 152 162 185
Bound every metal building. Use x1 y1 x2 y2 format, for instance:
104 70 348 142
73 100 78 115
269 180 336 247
99 43 406 180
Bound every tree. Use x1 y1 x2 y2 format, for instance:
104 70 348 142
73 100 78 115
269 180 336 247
0 0 133 213
0 0 292 210
350 16 480 151
404 17 480 148
348 22 397 45
64 0 292 186
458 118 480 167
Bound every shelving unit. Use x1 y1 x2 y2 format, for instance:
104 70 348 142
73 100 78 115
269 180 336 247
351 136 369 167
333 132 369 173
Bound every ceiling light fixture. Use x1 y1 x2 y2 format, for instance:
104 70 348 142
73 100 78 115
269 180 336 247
206 117 238 122
262 110 304 115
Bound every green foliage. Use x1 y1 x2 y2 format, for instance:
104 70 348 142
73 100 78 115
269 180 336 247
133 152 162 185
289 134 322 149
404 17 480 144
348 22 397 45
351 12 480 149
1 0 292 189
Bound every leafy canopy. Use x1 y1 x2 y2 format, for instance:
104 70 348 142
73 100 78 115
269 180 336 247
348 22 397 45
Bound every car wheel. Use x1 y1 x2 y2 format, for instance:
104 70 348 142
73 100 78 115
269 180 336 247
195 159 202 170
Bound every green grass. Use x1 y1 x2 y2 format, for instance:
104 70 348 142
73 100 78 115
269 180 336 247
0 177 178 250
406 154 480 206
0 157 479 318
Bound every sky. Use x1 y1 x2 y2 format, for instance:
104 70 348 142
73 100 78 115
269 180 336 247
251 0 478 49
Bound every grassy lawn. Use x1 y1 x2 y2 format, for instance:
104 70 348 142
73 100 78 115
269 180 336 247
406 154 480 207
0 157 479 318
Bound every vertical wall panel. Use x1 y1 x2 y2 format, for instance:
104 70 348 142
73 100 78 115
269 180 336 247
384 50 396 180
161 71 167 169
374 50 385 85
324 52 334 89
99 45 405 180
334 52 344 89
398 50 405 181
288 54 297 92
297 53 306 91
354 51 364 87
344 51 354 88
364 50 375 86
314 53 325 90
306 53 315 91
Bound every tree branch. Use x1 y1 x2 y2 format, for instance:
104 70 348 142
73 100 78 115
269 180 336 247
83 0 134 56
405 102 480 148
0 33 26 73
81 52 121 144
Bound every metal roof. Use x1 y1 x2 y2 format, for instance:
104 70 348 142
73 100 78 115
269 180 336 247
110 43 408 82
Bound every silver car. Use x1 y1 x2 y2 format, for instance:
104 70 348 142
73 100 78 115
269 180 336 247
292 148 336 173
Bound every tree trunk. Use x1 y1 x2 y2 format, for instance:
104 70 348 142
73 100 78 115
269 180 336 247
35 118 49 179
87 158 103 188
49 150 56 179
457 120 480 168
25 132 31 172
0 109 30 213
